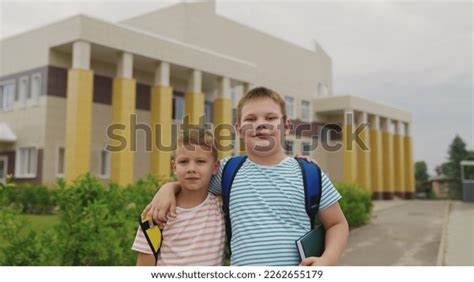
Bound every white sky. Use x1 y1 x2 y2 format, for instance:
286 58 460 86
0 0 472 174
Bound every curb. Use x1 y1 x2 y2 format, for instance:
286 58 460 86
436 200 451 266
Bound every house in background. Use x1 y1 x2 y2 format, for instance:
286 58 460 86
0 1 415 199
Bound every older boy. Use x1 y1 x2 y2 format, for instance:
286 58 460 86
143 87 349 266
132 129 224 266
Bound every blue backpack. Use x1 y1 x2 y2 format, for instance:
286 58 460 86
221 156 325 256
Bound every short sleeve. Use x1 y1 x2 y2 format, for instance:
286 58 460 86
208 157 231 195
318 171 342 211
131 226 153 254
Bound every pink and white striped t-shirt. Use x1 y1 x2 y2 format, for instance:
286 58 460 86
132 193 225 266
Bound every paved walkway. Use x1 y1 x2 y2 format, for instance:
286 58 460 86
443 201 474 265
339 200 448 265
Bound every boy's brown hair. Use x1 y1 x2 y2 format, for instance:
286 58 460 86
174 128 218 160
236 86 287 123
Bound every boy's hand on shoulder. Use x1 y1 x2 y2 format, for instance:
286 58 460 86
295 154 320 167
299 256 335 266
141 182 179 228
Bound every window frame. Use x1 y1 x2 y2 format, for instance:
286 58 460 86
15 146 38 178
99 149 111 179
56 146 65 178
0 79 16 112
284 96 295 120
301 100 311 122
29 73 41 106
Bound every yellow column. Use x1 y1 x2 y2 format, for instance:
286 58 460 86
356 112 371 191
404 123 415 199
343 110 357 183
393 121 405 198
213 77 233 159
150 86 173 181
369 115 383 199
213 99 233 159
64 69 93 181
184 69 204 126
184 92 205 126
381 118 394 199
64 41 93 182
150 62 173 182
110 52 136 186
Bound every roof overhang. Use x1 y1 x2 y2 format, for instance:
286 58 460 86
0 123 17 142
313 95 412 123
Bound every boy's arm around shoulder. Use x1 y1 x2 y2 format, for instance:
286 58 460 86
300 202 349 266
141 182 181 227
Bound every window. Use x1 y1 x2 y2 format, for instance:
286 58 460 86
285 96 294 120
0 156 7 184
205 101 213 124
302 142 312 156
172 96 184 122
99 150 111 178
301 100 310 122
29 73 41 105
15 147 38 178
17 76 28 107
285 140 294 156
57 147 65 177
0 80 15 111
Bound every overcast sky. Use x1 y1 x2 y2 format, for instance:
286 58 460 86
0 0 472 174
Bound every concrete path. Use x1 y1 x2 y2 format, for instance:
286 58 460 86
339 200 448 265
442 201 474 265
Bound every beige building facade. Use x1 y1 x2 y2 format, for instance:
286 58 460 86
0 1 414 199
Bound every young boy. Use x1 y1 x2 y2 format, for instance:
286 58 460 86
143 87 349 266
132 129 225 266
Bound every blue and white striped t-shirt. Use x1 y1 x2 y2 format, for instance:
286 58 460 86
209 156 341 266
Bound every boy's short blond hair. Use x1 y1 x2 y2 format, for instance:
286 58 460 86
174 128 218 160
236 87 287 123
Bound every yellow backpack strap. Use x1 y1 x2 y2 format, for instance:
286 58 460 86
139 215 162 264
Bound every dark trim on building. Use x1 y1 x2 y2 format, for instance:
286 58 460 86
403 192 414 200
394 192 404 198
0 149 43 185
136 83 151 111
45 66 184 112
93 74 112 104
47 66 67 98
382 192 394 200
0 151 16 176
372 192 383 200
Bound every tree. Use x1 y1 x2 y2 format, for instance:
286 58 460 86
443 135 468 199
415 161 429 190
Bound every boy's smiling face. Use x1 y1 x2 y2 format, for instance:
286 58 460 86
237 97 291 158
173 144 219 192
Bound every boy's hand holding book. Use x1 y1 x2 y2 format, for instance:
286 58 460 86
299 255 335 266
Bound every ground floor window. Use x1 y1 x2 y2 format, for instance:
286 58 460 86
15 147 37 178
57 147 65 177
99 150 111 178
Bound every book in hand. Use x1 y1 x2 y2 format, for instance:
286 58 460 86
295 224 326 260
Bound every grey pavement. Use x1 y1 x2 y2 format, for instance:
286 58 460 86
339 200 448 265
442 201 474 266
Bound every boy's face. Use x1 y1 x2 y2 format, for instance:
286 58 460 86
173 144 219 192
236 97 291 157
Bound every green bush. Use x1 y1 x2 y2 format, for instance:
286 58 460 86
0 175 160 266
0 183 57 214
0 206 56 265
336 182 373 228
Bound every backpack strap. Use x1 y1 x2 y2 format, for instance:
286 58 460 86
221 155 247 257
296 158 323 229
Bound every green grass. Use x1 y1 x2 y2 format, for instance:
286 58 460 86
19 214 59 233
0 214 59 245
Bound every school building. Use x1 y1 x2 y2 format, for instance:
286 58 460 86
0 1 414 199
